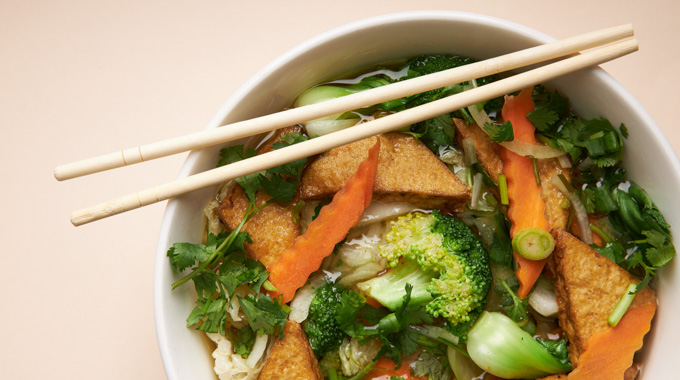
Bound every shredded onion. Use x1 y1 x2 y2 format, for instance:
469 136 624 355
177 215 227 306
500 139 566 159
528 278 558 318
245 334 269 368
557 154 572 169
552 174 593 244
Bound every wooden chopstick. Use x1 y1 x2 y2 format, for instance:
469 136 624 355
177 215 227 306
70 38 638 226
54 24 633 181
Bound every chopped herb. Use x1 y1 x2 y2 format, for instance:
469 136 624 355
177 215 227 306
483 120 514 142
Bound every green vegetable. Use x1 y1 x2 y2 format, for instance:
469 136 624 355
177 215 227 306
217 132 309 203
467 312 572 378
499 173 509 205
365 211 492 341
493 277 532 332
293 54 503 154
412 349 451 380
512 228 555 260
357 259 436 310
608 283 637 327
230 325 256 358
483 120 514 142
532 86 625 167
339 284 434 368
238 293 288 338
457 201 513 267
303 282 366 357
168 200 286 337
167 154 294 339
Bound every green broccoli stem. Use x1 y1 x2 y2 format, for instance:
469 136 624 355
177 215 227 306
356 259 435 310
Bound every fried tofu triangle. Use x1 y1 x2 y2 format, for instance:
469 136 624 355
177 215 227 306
217 186 299 268
258 321 323 380
300 132 470 211
550 230 656 371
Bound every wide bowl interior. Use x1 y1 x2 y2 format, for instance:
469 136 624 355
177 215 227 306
154 11 680 379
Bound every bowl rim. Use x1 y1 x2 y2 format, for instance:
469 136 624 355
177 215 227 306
153 10 680 378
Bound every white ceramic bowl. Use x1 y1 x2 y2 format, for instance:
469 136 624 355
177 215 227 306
154 11 680 379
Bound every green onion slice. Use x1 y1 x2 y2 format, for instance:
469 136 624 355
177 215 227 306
512 228 555 260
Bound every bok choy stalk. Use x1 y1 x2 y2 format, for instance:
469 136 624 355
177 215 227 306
467 312 571 379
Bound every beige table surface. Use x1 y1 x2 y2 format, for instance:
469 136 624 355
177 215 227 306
2 0 678 379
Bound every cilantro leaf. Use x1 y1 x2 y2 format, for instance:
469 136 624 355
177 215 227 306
258 174 298 203
646 244 675 268
167 231 230 273
535 337 570 368
167 242 213 273
483 121 514 142
593 242 625 264
187 298 228 335
217 253 267 298
336 290 366 330
410 114 456 153
217 145 256 167
398 327 421 357
413 350 450 380
231 325 256 358
526 108 558 131
235 172 264 203
494 277 530 325
192 271 219 300
238 293 288 337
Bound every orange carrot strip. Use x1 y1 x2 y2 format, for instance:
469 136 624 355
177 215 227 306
567 302 656 380
363 355 427 380
499 87 552 298
268 138 381 303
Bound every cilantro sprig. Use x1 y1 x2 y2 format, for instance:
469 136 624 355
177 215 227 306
168 201 287 338
218 132 309 203
529 86 625 167
483 120 514 142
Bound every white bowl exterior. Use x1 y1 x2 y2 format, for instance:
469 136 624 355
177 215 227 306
154 11 680 379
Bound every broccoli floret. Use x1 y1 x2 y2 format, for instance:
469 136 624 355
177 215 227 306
359 211 492 336
303 282 347 357
403 54 499 108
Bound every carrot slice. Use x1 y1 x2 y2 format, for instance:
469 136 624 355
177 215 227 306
363 355 427 380
268 137 381 303
499 87 551 298
567 302 656 380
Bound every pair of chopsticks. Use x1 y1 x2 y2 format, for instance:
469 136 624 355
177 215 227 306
58 24 637 226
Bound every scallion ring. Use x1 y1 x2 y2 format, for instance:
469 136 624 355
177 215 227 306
512 228 555 260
